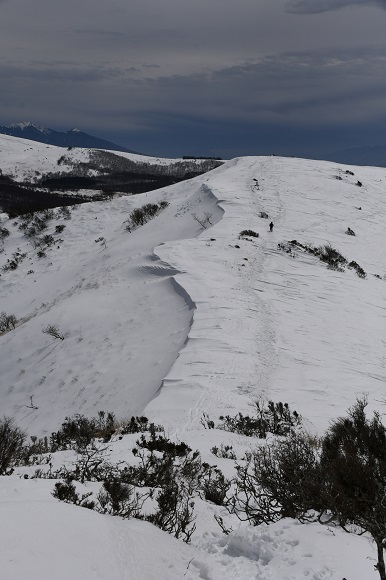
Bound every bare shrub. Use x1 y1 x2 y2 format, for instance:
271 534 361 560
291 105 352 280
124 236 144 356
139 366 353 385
0 417 26 474
0 311 17 332
120 416 163 435
201 468 231 506
125 201 169 232
97 480 146 518
239 229 259 238
147 480 196 542
219 399 301 438
2 250 27 271
42 324 66 341
228 399 386 580
48 420 229 544
229 433 320 525
52 480 95 509
317 244 347 271
0 227 10 240
318 399 386 579
50 411 117 452
348 261 366 279
211 444 237 460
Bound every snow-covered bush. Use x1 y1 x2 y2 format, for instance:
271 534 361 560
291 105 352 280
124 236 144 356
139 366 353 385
239 229 259 238
48 427 230 543
125 201 169 232
230 432 319 525
50 411 117 451
218 400 302 438
228 399 386 580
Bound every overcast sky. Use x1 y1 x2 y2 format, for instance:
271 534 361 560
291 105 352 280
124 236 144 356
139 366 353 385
1 0 386 157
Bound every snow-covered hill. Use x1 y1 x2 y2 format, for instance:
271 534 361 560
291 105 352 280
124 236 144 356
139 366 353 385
0 133 220 185
0 122 136 153
1 148 386 579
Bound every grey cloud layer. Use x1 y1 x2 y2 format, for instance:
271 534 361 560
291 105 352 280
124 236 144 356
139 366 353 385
2 47 385 132
1 0 386 155
286 0 386 14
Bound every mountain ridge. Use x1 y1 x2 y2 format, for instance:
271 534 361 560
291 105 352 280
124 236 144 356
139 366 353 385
0 121 137 153
326 143 386 167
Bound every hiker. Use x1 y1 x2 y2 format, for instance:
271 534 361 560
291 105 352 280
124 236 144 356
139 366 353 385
269 222 274 232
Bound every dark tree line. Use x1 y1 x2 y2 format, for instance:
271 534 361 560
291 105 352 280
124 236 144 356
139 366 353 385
0 174 90 217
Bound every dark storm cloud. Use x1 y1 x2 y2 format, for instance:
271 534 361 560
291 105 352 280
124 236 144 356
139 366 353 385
1 44 386 135
1 0 386 156
286 0 386 14
138 47 386 127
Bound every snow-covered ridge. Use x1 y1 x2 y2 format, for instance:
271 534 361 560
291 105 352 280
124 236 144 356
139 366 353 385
1 151 385 433
1 151 386 579
148 155 386 436
9 121 51 134
0 133 220 184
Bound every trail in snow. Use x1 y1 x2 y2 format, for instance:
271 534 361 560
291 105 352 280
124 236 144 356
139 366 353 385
2 146 386 580
148 156 386 436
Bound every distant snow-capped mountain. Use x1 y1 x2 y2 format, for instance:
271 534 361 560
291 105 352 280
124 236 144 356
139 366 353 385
0 122 137 153
326 144 386 167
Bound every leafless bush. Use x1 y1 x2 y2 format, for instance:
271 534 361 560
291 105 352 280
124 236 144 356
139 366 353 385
125 201 169 232
42 324 66 341
0 417 26 474
219 399 302 438
97 480 148 518
239 229 259 238
0 311 17 332
229 433 320 525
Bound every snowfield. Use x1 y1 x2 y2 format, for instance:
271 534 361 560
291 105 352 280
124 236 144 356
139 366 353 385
1 139 386 579
0 133 213 183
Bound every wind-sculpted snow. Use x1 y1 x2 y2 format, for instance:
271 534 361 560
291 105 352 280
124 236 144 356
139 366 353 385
148 156 386 437
0 174 223 434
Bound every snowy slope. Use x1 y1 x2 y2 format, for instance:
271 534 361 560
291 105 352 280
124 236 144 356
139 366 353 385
148 156 386 436
1 151 386 579
0 173 223 435
0 133 210 183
